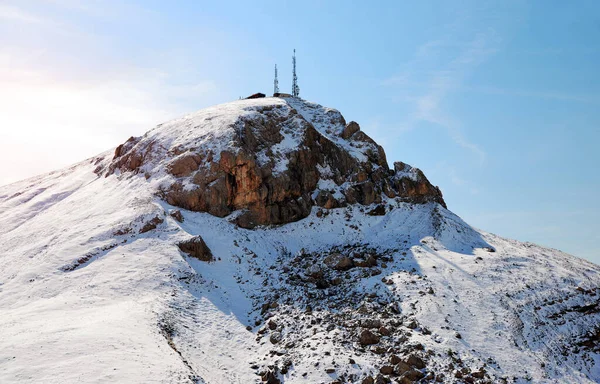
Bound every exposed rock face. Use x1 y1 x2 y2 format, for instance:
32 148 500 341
341 121 361 139
105 98 445 228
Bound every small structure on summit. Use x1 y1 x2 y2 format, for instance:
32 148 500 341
273 92 292 98
246 92 265 99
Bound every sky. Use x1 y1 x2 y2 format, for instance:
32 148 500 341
0 0 599 263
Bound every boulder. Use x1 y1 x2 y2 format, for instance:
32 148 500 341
359 329 380 346
367 204 386 216
355 255 378 268
341 121 360 139
169 209 184 222
324 253 355 271
269 331 282 344
406 354 426 369
472 369 486 379
394 361 412 376
315 190 339 209
261 370 281 384
305 264 324 279
139 216 164 234
177 236 214 262
406 320 418 329
379 365 394 375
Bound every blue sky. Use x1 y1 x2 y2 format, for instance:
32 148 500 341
1 0 598 263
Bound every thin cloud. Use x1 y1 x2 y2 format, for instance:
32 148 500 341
0 4 44 23
40 0 154 20
462 85 600 106
383 33 497 166
433 162 481 195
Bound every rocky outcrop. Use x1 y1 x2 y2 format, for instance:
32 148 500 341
169 209 184 223
139 216 164 234
105 98 445 228
177 236 213 262
341 121 360 139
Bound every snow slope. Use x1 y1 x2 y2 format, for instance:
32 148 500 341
0 98 599 384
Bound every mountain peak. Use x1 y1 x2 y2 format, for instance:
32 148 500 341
2 97 600 384
102 97 445 228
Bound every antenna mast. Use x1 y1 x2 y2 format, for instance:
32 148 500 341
292 49 299 98
274 64 279 94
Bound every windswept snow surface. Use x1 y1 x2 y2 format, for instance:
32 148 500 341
0 99 599 383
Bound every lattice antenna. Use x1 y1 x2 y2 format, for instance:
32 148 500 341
292 49 299 97
274 64 279 94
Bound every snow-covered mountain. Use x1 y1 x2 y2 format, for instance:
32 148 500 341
0 97 598 384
